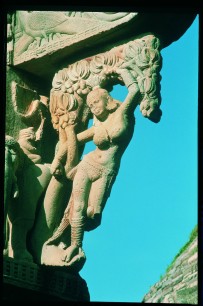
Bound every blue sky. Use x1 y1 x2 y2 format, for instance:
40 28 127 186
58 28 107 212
80 15 199 302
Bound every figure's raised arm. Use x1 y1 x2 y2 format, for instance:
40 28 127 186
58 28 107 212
77 126 94 144
117 68 142 113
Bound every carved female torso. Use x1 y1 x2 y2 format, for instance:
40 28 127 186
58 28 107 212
89 107 135 170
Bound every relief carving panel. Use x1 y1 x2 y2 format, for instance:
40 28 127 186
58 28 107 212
4 33 162 272
13 11 137 65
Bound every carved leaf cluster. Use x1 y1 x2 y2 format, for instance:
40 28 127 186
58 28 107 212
50 62 92 130
123 35 162 122
50 34 162 131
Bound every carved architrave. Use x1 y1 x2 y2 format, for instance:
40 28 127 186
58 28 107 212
13 11 137 65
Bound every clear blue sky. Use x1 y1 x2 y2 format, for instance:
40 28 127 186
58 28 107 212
80 15 198 302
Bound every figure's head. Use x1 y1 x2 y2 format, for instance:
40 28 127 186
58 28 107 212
87 88 120 120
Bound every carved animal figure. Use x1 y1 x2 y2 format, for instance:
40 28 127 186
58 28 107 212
18 127 42 163
15 11 103 52
4 131 51 262
17 11 134 41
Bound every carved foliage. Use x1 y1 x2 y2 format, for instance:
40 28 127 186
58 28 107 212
50 34 162 133
50 62 91 131
123 35 162 122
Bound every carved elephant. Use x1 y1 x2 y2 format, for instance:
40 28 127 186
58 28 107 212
4 134 52 261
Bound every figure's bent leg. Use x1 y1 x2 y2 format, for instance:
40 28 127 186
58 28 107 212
11 217 34 261
45 193 74 246
64 125 79 180
62 216 85 264
63 166 90 263
85 174 116 231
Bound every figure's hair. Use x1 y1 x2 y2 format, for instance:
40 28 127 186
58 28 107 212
86 88 121 112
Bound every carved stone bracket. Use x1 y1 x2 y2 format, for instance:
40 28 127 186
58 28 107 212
50 34 162 130
4 10 197 299
4 34 162 274
30 34 162 271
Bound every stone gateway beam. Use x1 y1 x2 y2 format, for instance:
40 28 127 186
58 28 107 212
8 11 196 80
4 9 197 301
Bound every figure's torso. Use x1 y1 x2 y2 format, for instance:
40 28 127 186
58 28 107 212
89 108 135 169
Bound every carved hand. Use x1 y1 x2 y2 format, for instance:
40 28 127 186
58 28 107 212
50 158 64 178
116 67 139 89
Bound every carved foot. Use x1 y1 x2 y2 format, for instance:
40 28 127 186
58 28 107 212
62 245 78 263
41 244 86 271
61 245 86 271
63 246 86 268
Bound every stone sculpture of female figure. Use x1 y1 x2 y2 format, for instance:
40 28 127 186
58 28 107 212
42 68 142 267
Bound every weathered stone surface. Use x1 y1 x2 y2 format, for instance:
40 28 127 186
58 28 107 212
3 257 90 301
7 11 196 83
5 32 163 270
6 66 57 160
176 287 198 304
13 12 137 62
4 9 197 300
142 232 198 304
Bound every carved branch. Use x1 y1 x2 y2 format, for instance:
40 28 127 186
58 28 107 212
50 34 162 134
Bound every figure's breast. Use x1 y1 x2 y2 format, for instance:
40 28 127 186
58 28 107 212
93 111 135 148
107 111 134 143
93 125 110 149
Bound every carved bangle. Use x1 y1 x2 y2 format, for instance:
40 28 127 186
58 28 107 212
127 80 138 88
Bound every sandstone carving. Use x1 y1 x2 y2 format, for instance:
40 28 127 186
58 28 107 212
11 82 49 138
41 80 141 268
4 11 197 282
13 11 137 64
4 130 51 262
5 33 162 271
29 35 162 270
4 10 197 301
4 85 52 261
